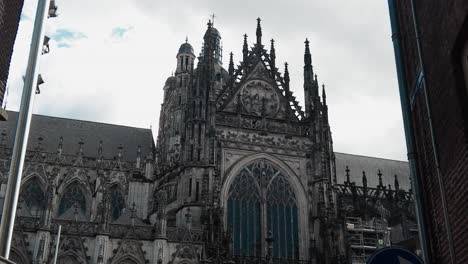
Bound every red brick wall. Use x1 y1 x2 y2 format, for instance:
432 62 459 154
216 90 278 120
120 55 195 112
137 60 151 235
0 0 25 107
394 0 468 263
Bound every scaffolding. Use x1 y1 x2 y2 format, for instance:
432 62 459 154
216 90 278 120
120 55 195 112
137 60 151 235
346 217 391 264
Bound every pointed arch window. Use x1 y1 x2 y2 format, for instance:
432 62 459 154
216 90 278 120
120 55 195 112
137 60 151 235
226 160 299 259
58 183 87 217
110 185 126 221
21 178 45 217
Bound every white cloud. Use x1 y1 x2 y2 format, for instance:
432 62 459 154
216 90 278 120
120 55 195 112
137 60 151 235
6 0 407 161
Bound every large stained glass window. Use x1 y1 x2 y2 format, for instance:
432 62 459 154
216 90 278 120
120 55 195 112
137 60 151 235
227 160 299 259
21 179 45 216
58 183 87 216
110 185 125 221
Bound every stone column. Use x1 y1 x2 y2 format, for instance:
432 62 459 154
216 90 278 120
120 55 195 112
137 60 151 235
32 231 51 264
93 235 110 264
154 190 168 264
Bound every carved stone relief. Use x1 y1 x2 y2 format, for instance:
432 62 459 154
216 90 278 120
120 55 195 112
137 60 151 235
241 80 279 117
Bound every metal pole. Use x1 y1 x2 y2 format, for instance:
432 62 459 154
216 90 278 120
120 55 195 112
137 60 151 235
0 0 51 258
52 225 61 264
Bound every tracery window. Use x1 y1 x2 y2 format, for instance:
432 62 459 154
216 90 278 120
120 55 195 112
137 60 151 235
21 179 45 217
110 185 125 221
58 183 87 217
227 159 299 259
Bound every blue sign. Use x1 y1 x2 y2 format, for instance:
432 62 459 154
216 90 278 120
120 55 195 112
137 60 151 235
367 246 424 264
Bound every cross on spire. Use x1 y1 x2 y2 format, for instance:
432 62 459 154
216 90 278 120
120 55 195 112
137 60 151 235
211 13 216 26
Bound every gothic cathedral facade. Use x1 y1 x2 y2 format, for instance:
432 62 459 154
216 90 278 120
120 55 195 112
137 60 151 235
0 19 416 264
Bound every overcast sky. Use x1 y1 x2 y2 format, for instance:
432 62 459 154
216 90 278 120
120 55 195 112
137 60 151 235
7 0 407 161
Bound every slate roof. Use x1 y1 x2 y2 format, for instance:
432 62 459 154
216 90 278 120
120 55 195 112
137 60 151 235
178 42 194 55
334 152 411 190
0 111 154 162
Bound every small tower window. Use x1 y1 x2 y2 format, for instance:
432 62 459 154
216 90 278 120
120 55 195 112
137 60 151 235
180 56 184 72
185 56 189 71
197 148 201 161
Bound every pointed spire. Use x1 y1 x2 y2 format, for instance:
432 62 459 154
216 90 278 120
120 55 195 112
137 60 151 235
243 34 248 62
57 136 63 157
237 92 242 113
304 38 312 66
185 36 188 43
345 166 350 184
36 135 44 151
256 17 262 46
270 39 276 71
378 170 383 187
78 139 84 156
98 140 103 156
136 145 142 169
228 52 234 76
394 174 400 191
117 144 123 162
284 62 290 91
130 202 137 226
322 84 327 105
362 171 367 187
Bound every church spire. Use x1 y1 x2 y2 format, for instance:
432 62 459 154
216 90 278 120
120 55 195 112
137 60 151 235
304 38 312 66
256 17 262 46
243 34 248 62
322 83 327 106
228 52 234 76
284 62 290 91
303 38 316 118
270 39 276 71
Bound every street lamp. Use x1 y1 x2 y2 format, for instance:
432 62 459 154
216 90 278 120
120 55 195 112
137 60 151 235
48 0 58 18
42 36 50 55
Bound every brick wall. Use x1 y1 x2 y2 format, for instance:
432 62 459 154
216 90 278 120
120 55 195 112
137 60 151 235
393 0 468 263
0 0 25 107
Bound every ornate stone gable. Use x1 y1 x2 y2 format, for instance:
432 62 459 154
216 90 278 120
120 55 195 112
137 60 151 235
169 244 200 264
51 235 90 263
110 238 147 264
221 61 297 121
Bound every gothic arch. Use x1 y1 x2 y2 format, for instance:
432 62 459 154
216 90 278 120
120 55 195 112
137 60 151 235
112 255 143 264
221 153 309 259
108 183 126 221
20 177 46 216
56 180 91 220
9 248 29 264
22 169 48 187
57 252 87 264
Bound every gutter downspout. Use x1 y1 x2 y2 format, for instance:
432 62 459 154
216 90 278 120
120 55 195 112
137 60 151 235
409 1 456 263
387 1 431 263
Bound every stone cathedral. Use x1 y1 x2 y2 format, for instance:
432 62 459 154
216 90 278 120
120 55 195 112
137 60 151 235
0 19 417 264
